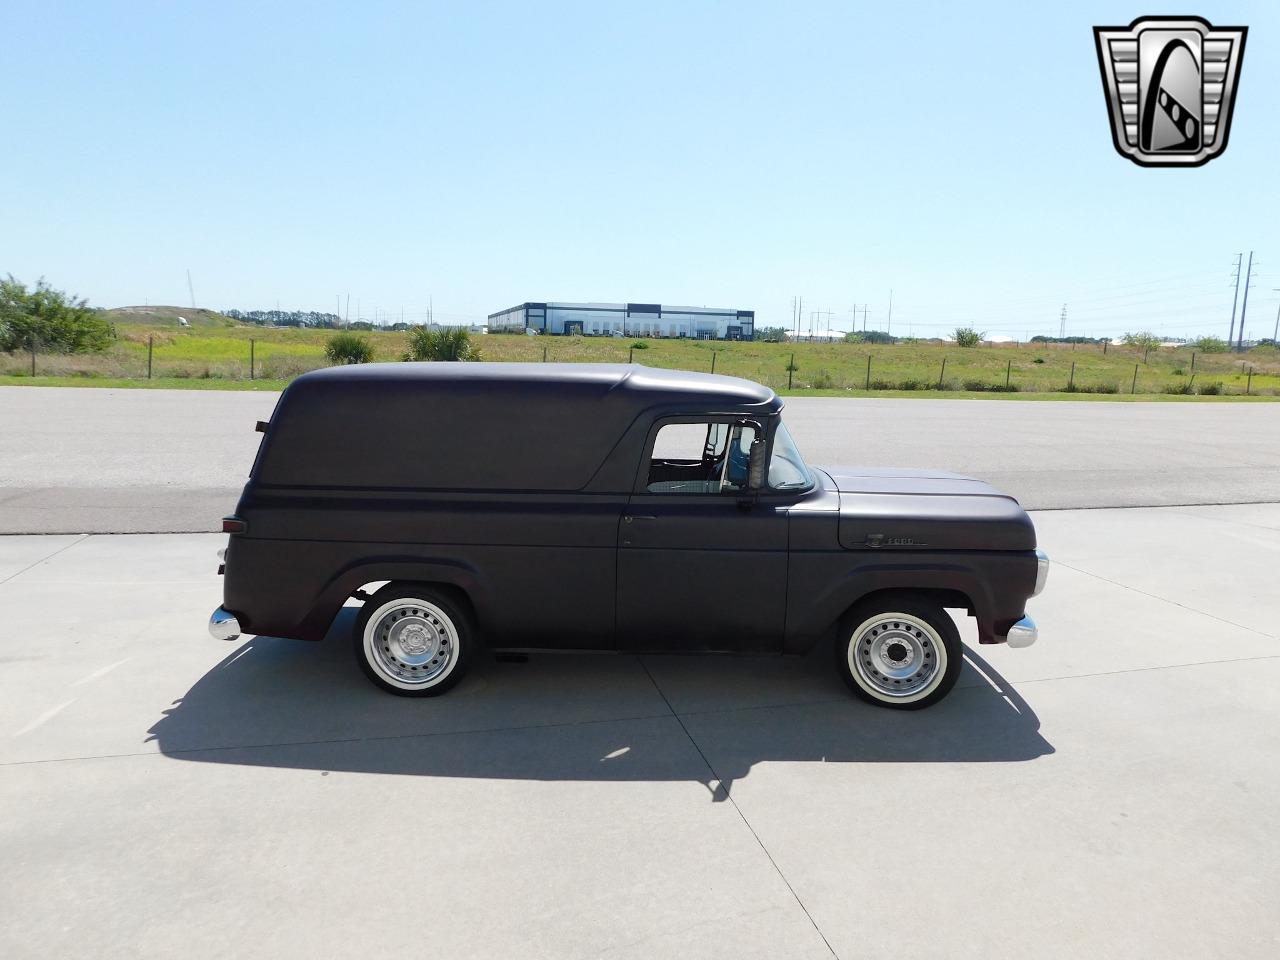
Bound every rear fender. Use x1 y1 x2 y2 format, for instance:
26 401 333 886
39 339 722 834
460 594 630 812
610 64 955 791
297 557 492 641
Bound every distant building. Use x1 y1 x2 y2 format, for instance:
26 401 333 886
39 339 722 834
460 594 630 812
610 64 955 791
487 302 754 340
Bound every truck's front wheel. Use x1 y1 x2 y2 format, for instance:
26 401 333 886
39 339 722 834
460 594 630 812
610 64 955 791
837 594 962 709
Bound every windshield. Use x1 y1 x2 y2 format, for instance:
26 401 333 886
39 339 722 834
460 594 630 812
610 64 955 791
768 421 814 490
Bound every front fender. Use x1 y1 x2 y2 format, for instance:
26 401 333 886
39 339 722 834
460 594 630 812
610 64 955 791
784 551 1034 653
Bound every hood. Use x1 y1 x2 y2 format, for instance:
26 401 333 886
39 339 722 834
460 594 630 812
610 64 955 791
818 466 1036 552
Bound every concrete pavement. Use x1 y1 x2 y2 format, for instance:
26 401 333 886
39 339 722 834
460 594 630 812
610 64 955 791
2 504 1278 958
3 386 1279 532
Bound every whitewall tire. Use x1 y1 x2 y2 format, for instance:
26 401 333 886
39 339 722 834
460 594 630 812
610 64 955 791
837 595 962 710
354 585 472 697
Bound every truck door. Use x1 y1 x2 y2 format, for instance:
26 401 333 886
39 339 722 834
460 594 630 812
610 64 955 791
616 419 788 652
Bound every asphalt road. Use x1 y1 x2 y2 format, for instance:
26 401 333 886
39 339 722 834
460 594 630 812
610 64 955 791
3 503 1278 958
1 386 1279 532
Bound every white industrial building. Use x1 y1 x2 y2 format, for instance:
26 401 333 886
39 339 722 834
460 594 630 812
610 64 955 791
487 302 755 340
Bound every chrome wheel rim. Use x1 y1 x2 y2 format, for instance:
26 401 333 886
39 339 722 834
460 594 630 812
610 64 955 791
363 599 459 689
848 612 946 702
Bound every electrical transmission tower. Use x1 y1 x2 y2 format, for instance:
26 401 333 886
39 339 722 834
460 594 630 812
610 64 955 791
1228 253 1243 345
1237 251 1256 351
1058 304 1067 339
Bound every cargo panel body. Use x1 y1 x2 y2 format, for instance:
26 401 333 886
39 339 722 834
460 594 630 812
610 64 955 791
219 362 1042 654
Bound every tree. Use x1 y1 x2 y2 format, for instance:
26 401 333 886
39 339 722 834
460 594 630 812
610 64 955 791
846 329 896 344
1192 336 1229 353
953 326 985 348
1122 330 1162 362
325 332 373 364
404 325 481 361
0 276 113 353
754 326 790 342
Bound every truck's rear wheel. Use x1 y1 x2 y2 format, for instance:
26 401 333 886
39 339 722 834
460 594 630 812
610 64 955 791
837 594 961 709
354 584 472 697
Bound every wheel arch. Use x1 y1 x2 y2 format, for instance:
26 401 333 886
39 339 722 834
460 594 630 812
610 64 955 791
786 562 992 655
295 557 492 642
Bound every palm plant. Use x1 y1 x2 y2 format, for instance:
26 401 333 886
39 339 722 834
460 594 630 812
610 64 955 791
405 325 481 362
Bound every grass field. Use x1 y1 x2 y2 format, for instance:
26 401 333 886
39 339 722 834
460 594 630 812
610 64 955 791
3 307 1278 399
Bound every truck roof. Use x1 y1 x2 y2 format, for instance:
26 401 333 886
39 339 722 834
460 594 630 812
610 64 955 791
297 362 776 408
253 363 779 492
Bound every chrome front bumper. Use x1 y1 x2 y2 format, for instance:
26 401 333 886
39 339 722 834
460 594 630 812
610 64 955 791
208 606 241 641
1004 615 1038 649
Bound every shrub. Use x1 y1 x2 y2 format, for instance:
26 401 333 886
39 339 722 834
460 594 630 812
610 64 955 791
1193 336 1229 353
630 340 649 350
953 326 984 348
897 378 928 391
404 326 480 362
1198 381 1224 395
1172 367 1185 375
1163 381 1195 395
754 326 789 342
0 276 114 353
1063 382 1119 394
809 370 834 389
325 332 374 365
1032 357 1045 364
869 379 896 390
961 378 1018 392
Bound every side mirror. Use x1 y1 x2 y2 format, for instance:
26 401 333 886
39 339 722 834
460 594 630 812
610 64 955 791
746 436 767 491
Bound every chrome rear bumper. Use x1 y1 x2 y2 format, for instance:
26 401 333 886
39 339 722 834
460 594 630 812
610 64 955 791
208 606 241 641
1003 615 1038 649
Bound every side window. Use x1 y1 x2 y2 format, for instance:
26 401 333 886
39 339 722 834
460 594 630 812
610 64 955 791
646 422 757 494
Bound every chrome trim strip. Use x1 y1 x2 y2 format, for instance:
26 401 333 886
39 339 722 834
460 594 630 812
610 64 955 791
1033 549 1050 597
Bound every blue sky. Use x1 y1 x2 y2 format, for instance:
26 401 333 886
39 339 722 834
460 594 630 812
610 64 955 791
3 1 1277 339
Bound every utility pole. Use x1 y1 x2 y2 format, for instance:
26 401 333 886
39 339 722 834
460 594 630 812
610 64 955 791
1227 253 1243 346
1272 289 1280 345
345 293 350 326
337 295 341 326
796 295 802 340
1059 303 1067 339
1238 251 1255 351
861 305 869 331
887 289 894 336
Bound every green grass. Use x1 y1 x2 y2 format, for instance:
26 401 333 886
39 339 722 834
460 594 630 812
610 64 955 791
5 320 1279 400
0 375 288 390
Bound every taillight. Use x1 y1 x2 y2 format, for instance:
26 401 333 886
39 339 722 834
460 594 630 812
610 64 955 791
222 517 247 534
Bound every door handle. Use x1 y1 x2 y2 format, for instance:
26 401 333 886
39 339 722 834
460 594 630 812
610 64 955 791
624 515 657 523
